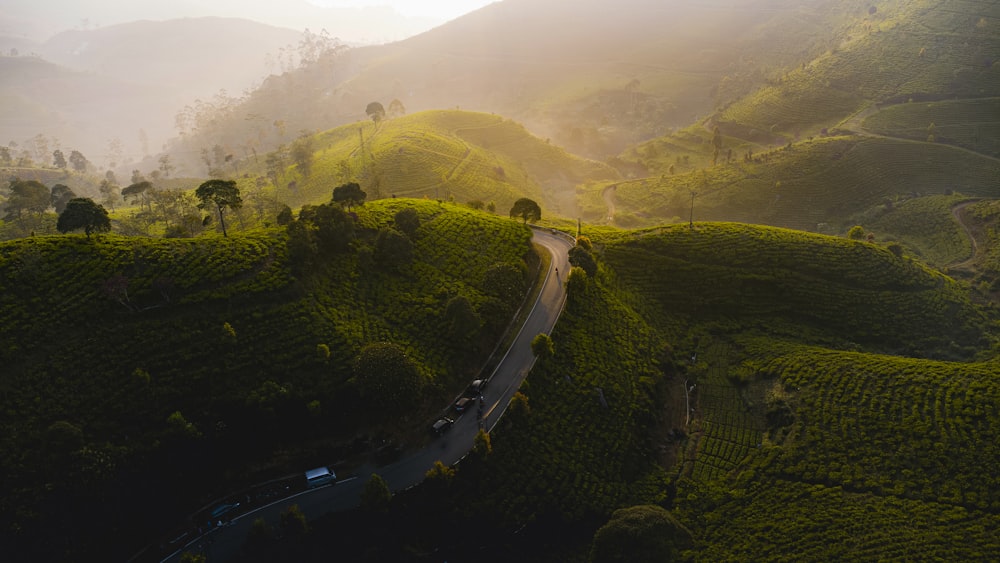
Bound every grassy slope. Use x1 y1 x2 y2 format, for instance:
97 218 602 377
863 97 1000 157
277 110 617 216
609 135 999 231
856 193 973 266
0 199 533 558
604 0 999 231
598 222 988 358
718 0 1000 139
591 224 999 560
384 222 995 561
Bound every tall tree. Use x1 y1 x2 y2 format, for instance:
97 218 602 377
52 149 67 169
195 179 242 237
57 198 111 238
68 150 90 172
3 178 50 223
387 98 406 118
50 184 76 214
290 134 315 178
366 101 386 126
509 197 541 223
121 181 153 212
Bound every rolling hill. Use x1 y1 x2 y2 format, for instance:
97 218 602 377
266 109 618 217
303 222 998 560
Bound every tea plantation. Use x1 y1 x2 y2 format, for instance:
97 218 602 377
0 199 535 559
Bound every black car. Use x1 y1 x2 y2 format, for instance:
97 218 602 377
453 397 475 412
431 417 454 433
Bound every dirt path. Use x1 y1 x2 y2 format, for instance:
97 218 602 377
601 184 617 224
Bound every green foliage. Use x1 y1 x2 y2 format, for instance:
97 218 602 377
599 223 987 359
863 98 1000 157
847 225 866 240
565 265 590 297
0 199 533 556
590 505 692 563
531 333 555 359
57 198 111 238
859 194 971 266
374 227 413 271
332 182 366 210
509 197 542 223
353 342 424 411
444 295 480 345
465 256 669 526
569 245 598 277
425 460 455 482
279 504 309 537
361 473 392 512
394 207 420 238
612 136 999 231
195 179 243 237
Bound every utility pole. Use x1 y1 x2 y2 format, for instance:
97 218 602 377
689 190 697 229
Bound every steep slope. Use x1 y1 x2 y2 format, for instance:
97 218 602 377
0 199 534 560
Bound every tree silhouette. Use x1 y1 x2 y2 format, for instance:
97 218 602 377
366 101 386 126
509 197 541 223
332 182 367 210
195 179 243 237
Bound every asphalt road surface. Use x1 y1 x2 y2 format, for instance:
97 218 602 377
160 226 573 562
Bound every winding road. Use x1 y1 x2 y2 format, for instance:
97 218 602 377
158 227 574 563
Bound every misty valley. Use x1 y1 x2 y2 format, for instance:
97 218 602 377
1 0 999 561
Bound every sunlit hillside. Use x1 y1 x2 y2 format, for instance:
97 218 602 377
269 110 617 217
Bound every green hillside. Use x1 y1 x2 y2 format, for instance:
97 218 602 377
598 222 988 358
862 97 1000 156
0 199 535 559
276 110 617 216
607 135 999 231
367 222 998 561
717 0 1000 140
676 343 1000 561
856 193 973 267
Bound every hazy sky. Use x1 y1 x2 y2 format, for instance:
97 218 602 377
2 0 498 42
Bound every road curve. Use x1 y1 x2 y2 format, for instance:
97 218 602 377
159 227 574 563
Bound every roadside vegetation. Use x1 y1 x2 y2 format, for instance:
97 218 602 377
0 198 535 559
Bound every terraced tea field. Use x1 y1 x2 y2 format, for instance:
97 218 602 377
863 98 1000 157
688 342 764 483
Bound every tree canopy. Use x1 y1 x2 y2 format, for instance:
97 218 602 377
195 179 242 237
3 179 50 222
57 198 111 238
366 101 386 125
509 198 541 223
590 505 692 563
352 342 423 411
332 182 367 210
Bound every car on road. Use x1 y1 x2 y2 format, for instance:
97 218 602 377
453 397 475 413
210 502 240 520
467 379 486 395
431 417 454 433
305 466 336 488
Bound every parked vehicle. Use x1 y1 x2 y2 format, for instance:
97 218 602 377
431 417 454 433
467 379 486 395
454 397 475 412
305 466 336 488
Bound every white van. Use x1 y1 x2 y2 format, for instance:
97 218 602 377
305 466 336 488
